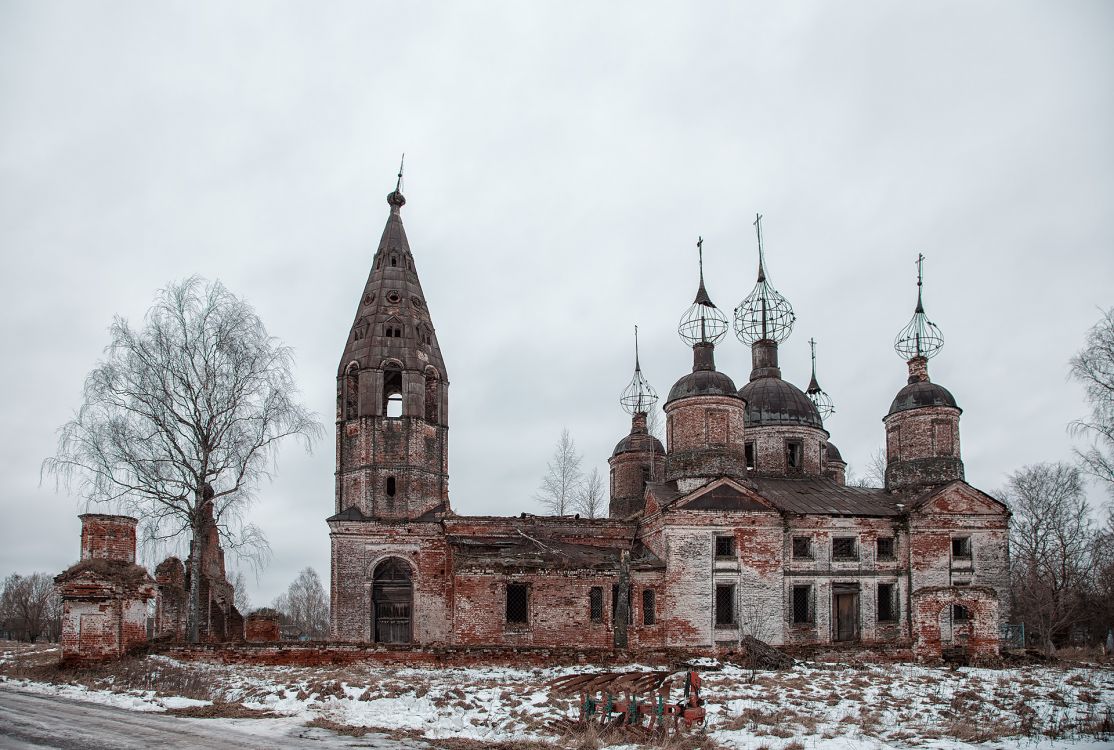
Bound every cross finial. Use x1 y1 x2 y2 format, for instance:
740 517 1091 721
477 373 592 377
697 236 704 282
914 252 925 313
634 325 641 371
754 213 767 282
809 337 817 368
396 153 405 193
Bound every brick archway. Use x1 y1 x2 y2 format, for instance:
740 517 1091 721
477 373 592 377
911 585 999 661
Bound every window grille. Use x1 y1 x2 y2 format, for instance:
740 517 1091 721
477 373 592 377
642 589 655 626
715 535 735 558
715 584 735 627
951 537 972 559
792 585 813 624
786 440 803 469
505 584 528 625
792 536 812 559
589 587 603 623
876 537 895 560
832 537 858 561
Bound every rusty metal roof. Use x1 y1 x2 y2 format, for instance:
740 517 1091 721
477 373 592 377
888 380 960 416
752 477 899 516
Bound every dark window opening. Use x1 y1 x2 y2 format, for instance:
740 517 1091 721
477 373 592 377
715 535 735 559
952 537 972 559
642 589 655 626
611 584 633 625
877 537 895 560
715 584 735 627
506 584 529 625
878 583 897 622
589 587 603 623
386 477 396 497
344 365 359 421
745 441 756 470
953 604 970 622
792 536 813 559
384 326 393 338
833 537 859 561
819 441 826 469
641 466 651 486
424 375 438 422
786 440 803 469
792 584 814 624
390 255 397 267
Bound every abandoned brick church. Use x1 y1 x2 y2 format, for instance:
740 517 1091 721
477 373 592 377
328 184 1010 660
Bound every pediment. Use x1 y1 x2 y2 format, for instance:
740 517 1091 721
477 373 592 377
675 477 776 512
913 481 1009 516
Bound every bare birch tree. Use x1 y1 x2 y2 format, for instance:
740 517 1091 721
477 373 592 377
575 467 605 519
43 277 323 643
1070 307 1114 498
231 570 251 615
1004 462 1092 654
0 573 56 643
274 567 329 639
534 428 583 515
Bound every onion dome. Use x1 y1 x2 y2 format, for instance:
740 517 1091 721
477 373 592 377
667 365 740 404
620 326 658 415
805 337 835 419
825 441 845 464
888 381 960 416
613 429 665 458
739 377 823 429
678 238 729 346
734 214 795 345
894 253 944 361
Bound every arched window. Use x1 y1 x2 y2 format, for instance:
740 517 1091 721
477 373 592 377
390 255 398 267
344 364 359 420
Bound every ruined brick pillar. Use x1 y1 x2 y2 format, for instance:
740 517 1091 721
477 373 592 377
80 514 138 563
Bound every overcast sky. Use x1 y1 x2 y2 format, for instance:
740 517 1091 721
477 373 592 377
1 2 1111 607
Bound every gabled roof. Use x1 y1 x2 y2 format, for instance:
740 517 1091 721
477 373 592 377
674 477 774 512
753 477 900 516
907 480 1010 515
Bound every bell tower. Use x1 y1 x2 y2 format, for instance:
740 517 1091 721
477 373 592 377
335 170 450 520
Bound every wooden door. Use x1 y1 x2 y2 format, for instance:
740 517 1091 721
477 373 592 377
372 558 413 644
834 593 860 642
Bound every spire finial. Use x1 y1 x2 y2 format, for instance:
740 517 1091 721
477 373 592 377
679 236 728 346
620 325 659 415
387 154 407 209
734 213 795 345
895 253 944 362
805 336 834 418
634 324 641 372
754 213 767 282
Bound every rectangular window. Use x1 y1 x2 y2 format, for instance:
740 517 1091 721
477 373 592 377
876 537 895 560
792 536 813 559
952 537 972 559
715 584 735 627
589 586 603 623
786 440 803 469
878 583 897 622
792 585 814 624
642 589 655 626
745 441 756 470
505 584 529 625
715 535 735 559
612 584 633 625
832 537 858 561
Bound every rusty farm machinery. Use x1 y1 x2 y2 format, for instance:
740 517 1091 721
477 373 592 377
545 669 707 735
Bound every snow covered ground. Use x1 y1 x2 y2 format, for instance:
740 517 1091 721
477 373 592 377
1 642 1111 749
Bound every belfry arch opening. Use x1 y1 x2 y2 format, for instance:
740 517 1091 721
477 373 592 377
344 363 359 421
372 558 412 644
383 365 403 417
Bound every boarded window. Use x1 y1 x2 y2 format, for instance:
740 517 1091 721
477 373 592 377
952 537 972 559
887 426 900 460
745 441 756 470
642 589 655 626
714 584 735 627
876 537 895 560
707 411 728 446
611 584 633 625
878 583 897 622
934 421 953 455
792 536 812 559
832 537 858 561
792 584 814 624
506 584 529 625
786 440 803 469
714 535 735 558
589 587 603 623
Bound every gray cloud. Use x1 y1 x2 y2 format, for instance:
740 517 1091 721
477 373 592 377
2 1 1111 605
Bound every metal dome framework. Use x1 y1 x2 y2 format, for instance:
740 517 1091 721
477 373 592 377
805 337 835 419
734 214 796 345
678 237 729 346
894 253 945 360
620 326 659 415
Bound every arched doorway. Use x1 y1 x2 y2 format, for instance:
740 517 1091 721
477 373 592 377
372 558 412 644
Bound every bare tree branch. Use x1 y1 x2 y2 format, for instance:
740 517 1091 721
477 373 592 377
534 428 584 515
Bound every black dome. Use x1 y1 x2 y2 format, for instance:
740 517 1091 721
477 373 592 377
738 377 824 429
666 370 740 405
825 441 845 463
612 433 666 457
888 381 961 416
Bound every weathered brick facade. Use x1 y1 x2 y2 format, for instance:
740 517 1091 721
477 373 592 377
328 191 1011 662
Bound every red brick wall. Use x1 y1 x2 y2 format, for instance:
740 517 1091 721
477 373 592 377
664 395 747 486
746 425 829 478
884 406 963 490
911 585 999 662
79 514 138 563
246 613 282 642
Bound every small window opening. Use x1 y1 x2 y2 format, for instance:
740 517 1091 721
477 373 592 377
714 535 735 559
877 537 895 560
386 393 403 418
792 536 813 559
745 441 756 470
878 583 897 622
952 604 971 622
506 584 529 625
386 477 396 497
383 367 403 416
611 584 633 625
589 587 603 623
792 584 814 624
786 440 803 469
384 327 393 338
390 255 397 267
715 584 735 627
952 537 972 559
832 537 858 561
642 589 655 626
